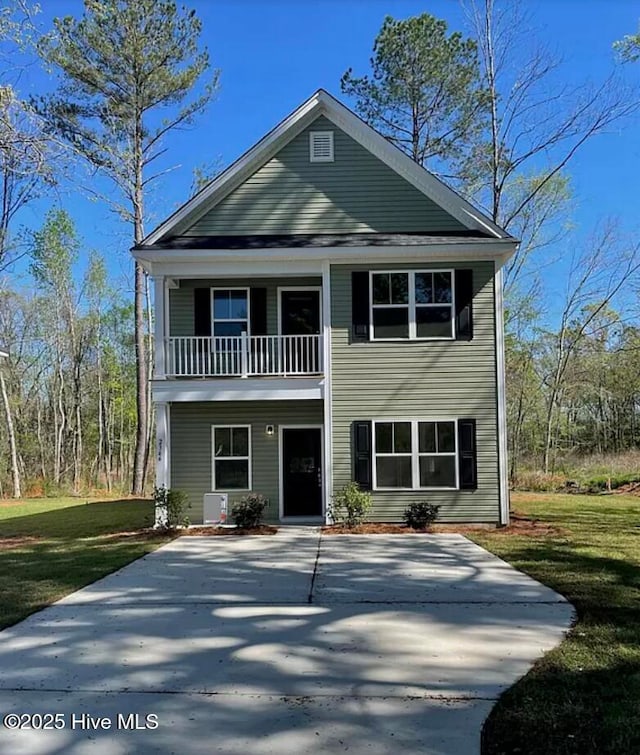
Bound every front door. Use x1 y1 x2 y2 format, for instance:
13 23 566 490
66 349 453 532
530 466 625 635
282 428 323 518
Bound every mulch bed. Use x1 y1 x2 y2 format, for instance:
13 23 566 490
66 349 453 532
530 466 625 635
614 481 640 496
322 523 434 535
181 525 278 536
322 514 562 537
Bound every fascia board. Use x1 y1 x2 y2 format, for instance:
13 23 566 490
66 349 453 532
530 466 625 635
141 89 514 248
133 241 518 277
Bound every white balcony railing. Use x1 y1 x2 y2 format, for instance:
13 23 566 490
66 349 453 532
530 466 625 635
165 334 323 378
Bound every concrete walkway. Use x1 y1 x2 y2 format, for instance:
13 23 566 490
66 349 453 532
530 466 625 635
0 529 573 754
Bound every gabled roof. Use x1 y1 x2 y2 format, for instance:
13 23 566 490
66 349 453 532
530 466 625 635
141 89 513 248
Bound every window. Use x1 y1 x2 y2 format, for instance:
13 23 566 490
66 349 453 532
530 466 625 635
373 420 458 489
309 131 334 162
212 425 251 490
212 289 249 337
370 271 454 340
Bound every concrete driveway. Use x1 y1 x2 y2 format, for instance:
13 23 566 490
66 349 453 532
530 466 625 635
0 529 573 754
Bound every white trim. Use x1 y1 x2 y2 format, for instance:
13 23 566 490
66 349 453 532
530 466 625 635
371 418 459 491
211 424 252 492
278 424 324 520
0 349 8 358
154 402 171 526
495 264 510 525
140 89 510 246
321 261 333 524
309 130 334 162
133 241 518 276
152 377 324 403
369 269 455 341
276 286 322 336
153 277 166 379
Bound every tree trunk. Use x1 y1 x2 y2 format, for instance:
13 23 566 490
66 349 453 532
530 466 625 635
131 105 148 496
0 368 21 498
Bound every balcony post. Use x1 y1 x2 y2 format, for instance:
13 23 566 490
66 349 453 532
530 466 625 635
154 402 170 527
153 276 166 379
241 331 249 378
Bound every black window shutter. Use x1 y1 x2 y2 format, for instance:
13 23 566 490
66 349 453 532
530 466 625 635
458 418 477 490
455 269 473 341
250 288 268 335
352 420 372 490
194 288 211 336
351 271 370 342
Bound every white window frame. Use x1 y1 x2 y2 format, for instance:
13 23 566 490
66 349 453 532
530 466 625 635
372 418 459 491
369 270 455 341
211 424 252 492
211 287 251 337
309 131 334 162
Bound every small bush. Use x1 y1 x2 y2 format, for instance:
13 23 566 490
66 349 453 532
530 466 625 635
232 493 268 528
153 486 190 529
403 501 440 530
329 482 372 528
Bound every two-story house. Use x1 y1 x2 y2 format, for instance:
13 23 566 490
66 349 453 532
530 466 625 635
133 90 518 526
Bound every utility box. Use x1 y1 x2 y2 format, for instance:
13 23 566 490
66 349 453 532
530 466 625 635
203 493 228 525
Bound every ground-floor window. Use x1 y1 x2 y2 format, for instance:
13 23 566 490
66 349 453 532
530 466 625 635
212 425 251 490
372 419 458 490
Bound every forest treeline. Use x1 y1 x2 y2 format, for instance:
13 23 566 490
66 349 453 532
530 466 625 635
1 1 640 497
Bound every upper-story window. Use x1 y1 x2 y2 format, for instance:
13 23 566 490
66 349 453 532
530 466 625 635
370 270 454 340
212 288 249 337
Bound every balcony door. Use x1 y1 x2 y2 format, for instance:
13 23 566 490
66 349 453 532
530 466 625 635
279 288 321 374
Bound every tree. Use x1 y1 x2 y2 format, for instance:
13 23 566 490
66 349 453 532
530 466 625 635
462 0 640 295
341 14 487 172
614 22 640 62
0 1 56 272
36 0 219 494
537 225 640 472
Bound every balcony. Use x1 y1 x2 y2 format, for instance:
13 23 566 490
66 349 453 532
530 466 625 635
165 334 323 378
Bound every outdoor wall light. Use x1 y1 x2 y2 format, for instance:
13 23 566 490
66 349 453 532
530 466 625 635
265 425 275 436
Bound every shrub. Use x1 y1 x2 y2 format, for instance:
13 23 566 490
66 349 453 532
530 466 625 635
153 486 190 529
403 501 439 530
232 493 268 528
329 482 372 528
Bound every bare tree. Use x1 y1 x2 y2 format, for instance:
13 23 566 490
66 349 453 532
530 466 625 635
36 0 219 495
540 224 640 472
463 0 640 295
0 353 21 497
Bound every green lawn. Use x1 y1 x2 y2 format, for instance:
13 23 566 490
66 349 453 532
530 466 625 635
469 492 640 755
0 497 173 630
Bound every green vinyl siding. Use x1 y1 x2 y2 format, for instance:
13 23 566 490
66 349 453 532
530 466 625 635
182 115 465 236
330 260 500 523
170 400 323 523
169 277 322 336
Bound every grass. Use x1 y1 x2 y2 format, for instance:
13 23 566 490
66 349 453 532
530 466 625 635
469 491 640 755
0 497 173 630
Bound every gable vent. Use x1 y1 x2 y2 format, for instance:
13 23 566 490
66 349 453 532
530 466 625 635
309 131 334 162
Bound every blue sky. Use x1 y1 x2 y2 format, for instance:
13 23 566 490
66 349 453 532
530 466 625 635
9 0 640 307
